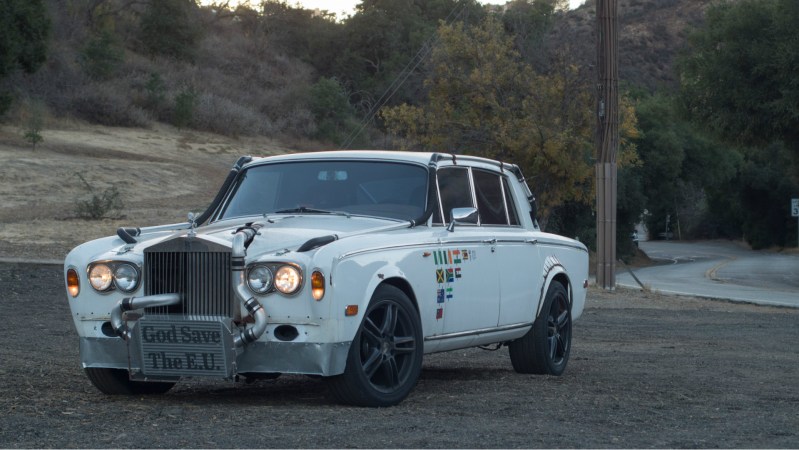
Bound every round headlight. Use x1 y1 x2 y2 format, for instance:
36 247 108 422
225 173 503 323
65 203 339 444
274 265 301 294
113 263 139 292
88 264 113 291
247 266 273 294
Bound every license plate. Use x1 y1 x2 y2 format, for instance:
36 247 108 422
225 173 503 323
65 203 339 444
136 318 234 378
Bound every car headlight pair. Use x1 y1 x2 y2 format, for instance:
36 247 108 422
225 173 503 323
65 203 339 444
247 264 302 295
87 262 140 293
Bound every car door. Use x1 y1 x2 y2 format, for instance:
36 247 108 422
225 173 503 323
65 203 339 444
432 167 500 335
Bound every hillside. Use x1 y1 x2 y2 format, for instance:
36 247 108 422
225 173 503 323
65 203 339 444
0 123 288 260
552 0 713 90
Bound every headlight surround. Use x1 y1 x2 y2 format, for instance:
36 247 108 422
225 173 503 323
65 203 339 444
247 265 273 294
274 265 302 295
88 263 114 292
113 263 139 292
87 261 140 293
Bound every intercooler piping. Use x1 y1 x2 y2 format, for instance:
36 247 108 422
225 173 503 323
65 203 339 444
232 223 268 348
111 293 181 340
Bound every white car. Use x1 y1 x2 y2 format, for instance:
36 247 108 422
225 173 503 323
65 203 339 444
64 151 588 406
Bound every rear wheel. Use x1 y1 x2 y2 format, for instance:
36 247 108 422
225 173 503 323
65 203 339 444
328 285 423 407
84 368 175 395
509 281 572 375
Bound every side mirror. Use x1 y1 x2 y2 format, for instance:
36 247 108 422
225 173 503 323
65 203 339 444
447 207 478 232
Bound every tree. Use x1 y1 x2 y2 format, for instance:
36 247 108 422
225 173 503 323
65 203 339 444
382 17 639 228
678 0 799 247
0 0 50 116
139 0 201 61
81 30 124 80
0 0 50 77
631 93 739 241
679 0 799 149
337 0 485 113
502 0 567 62
309 77 358 144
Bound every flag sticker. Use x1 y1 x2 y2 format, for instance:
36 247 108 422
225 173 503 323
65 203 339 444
436 269 445 284
436 308 443 320
437 288 445 303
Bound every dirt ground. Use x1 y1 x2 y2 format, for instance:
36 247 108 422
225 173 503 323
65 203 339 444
0 262 797 448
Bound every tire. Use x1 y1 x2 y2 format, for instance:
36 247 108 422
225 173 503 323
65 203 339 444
328 284 423 407
509 281 572 375
84 368 175 395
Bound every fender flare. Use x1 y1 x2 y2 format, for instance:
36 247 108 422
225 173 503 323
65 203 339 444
338 264 413 342
536 255 573 318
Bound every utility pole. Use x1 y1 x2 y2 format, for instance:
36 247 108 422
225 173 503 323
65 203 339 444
595 0 618 289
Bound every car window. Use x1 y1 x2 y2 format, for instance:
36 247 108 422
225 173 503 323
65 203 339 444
473 169 508 225
219 161 428 221
434 167 473 225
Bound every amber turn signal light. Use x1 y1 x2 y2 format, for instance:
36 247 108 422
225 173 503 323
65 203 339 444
67 268 80 298
345 305 358 316
311 271 325 301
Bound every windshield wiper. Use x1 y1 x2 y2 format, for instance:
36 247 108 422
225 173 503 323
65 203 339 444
273 207 350 217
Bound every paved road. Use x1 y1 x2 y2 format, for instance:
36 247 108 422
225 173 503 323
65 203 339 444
617 240 799 307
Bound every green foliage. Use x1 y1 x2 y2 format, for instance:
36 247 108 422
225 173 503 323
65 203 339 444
0 0 50 78
260 1 341 73
139 0 201 61
74 174 124 220
502 0 566 60
0 93 12 118
24 128 43 150
21 99 45 150
81 30 124 80
632 93 738 240
173 87 197 129
677 0 799 247
309 77 357 144
679 0 799 147
144 72 167 111
336 0 485 111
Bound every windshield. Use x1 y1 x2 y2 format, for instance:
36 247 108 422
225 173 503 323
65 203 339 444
218 160 429 221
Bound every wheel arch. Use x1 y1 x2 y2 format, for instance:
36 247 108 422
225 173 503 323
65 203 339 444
380 277 420 316
536 256 573 318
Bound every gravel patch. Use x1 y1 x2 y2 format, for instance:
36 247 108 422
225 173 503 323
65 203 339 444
1 263 797 448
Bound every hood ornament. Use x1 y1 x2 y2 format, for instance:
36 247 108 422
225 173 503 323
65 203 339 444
187 212 198 238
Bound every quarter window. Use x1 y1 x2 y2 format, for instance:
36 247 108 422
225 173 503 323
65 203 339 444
473 169 507 225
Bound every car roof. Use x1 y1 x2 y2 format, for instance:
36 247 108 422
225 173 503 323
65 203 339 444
243 150 519 175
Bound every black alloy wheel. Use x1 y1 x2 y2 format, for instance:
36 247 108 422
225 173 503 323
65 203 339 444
328 284 423 406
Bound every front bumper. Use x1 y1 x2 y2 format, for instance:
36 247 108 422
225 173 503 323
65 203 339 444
79 337 350 377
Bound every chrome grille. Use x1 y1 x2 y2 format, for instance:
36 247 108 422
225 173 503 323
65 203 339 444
144 237 233 317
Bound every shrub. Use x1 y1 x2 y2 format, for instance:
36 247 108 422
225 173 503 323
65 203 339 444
172 86 197 129
191 92 271 136
81 30 125 80
74 173 124 220
71 83 151 127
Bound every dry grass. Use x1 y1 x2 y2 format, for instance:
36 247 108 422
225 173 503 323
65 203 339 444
0 120 291 261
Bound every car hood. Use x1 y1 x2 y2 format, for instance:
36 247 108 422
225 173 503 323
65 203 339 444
133 215 409 256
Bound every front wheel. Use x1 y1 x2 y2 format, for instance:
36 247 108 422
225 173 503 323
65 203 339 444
328 285 423 407
84 368 175 395
508 281 572 375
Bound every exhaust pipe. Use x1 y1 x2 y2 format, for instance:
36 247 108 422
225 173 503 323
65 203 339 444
111 293 181 340
232 223 267 348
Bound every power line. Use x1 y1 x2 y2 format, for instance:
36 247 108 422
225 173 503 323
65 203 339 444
339 0 470 150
